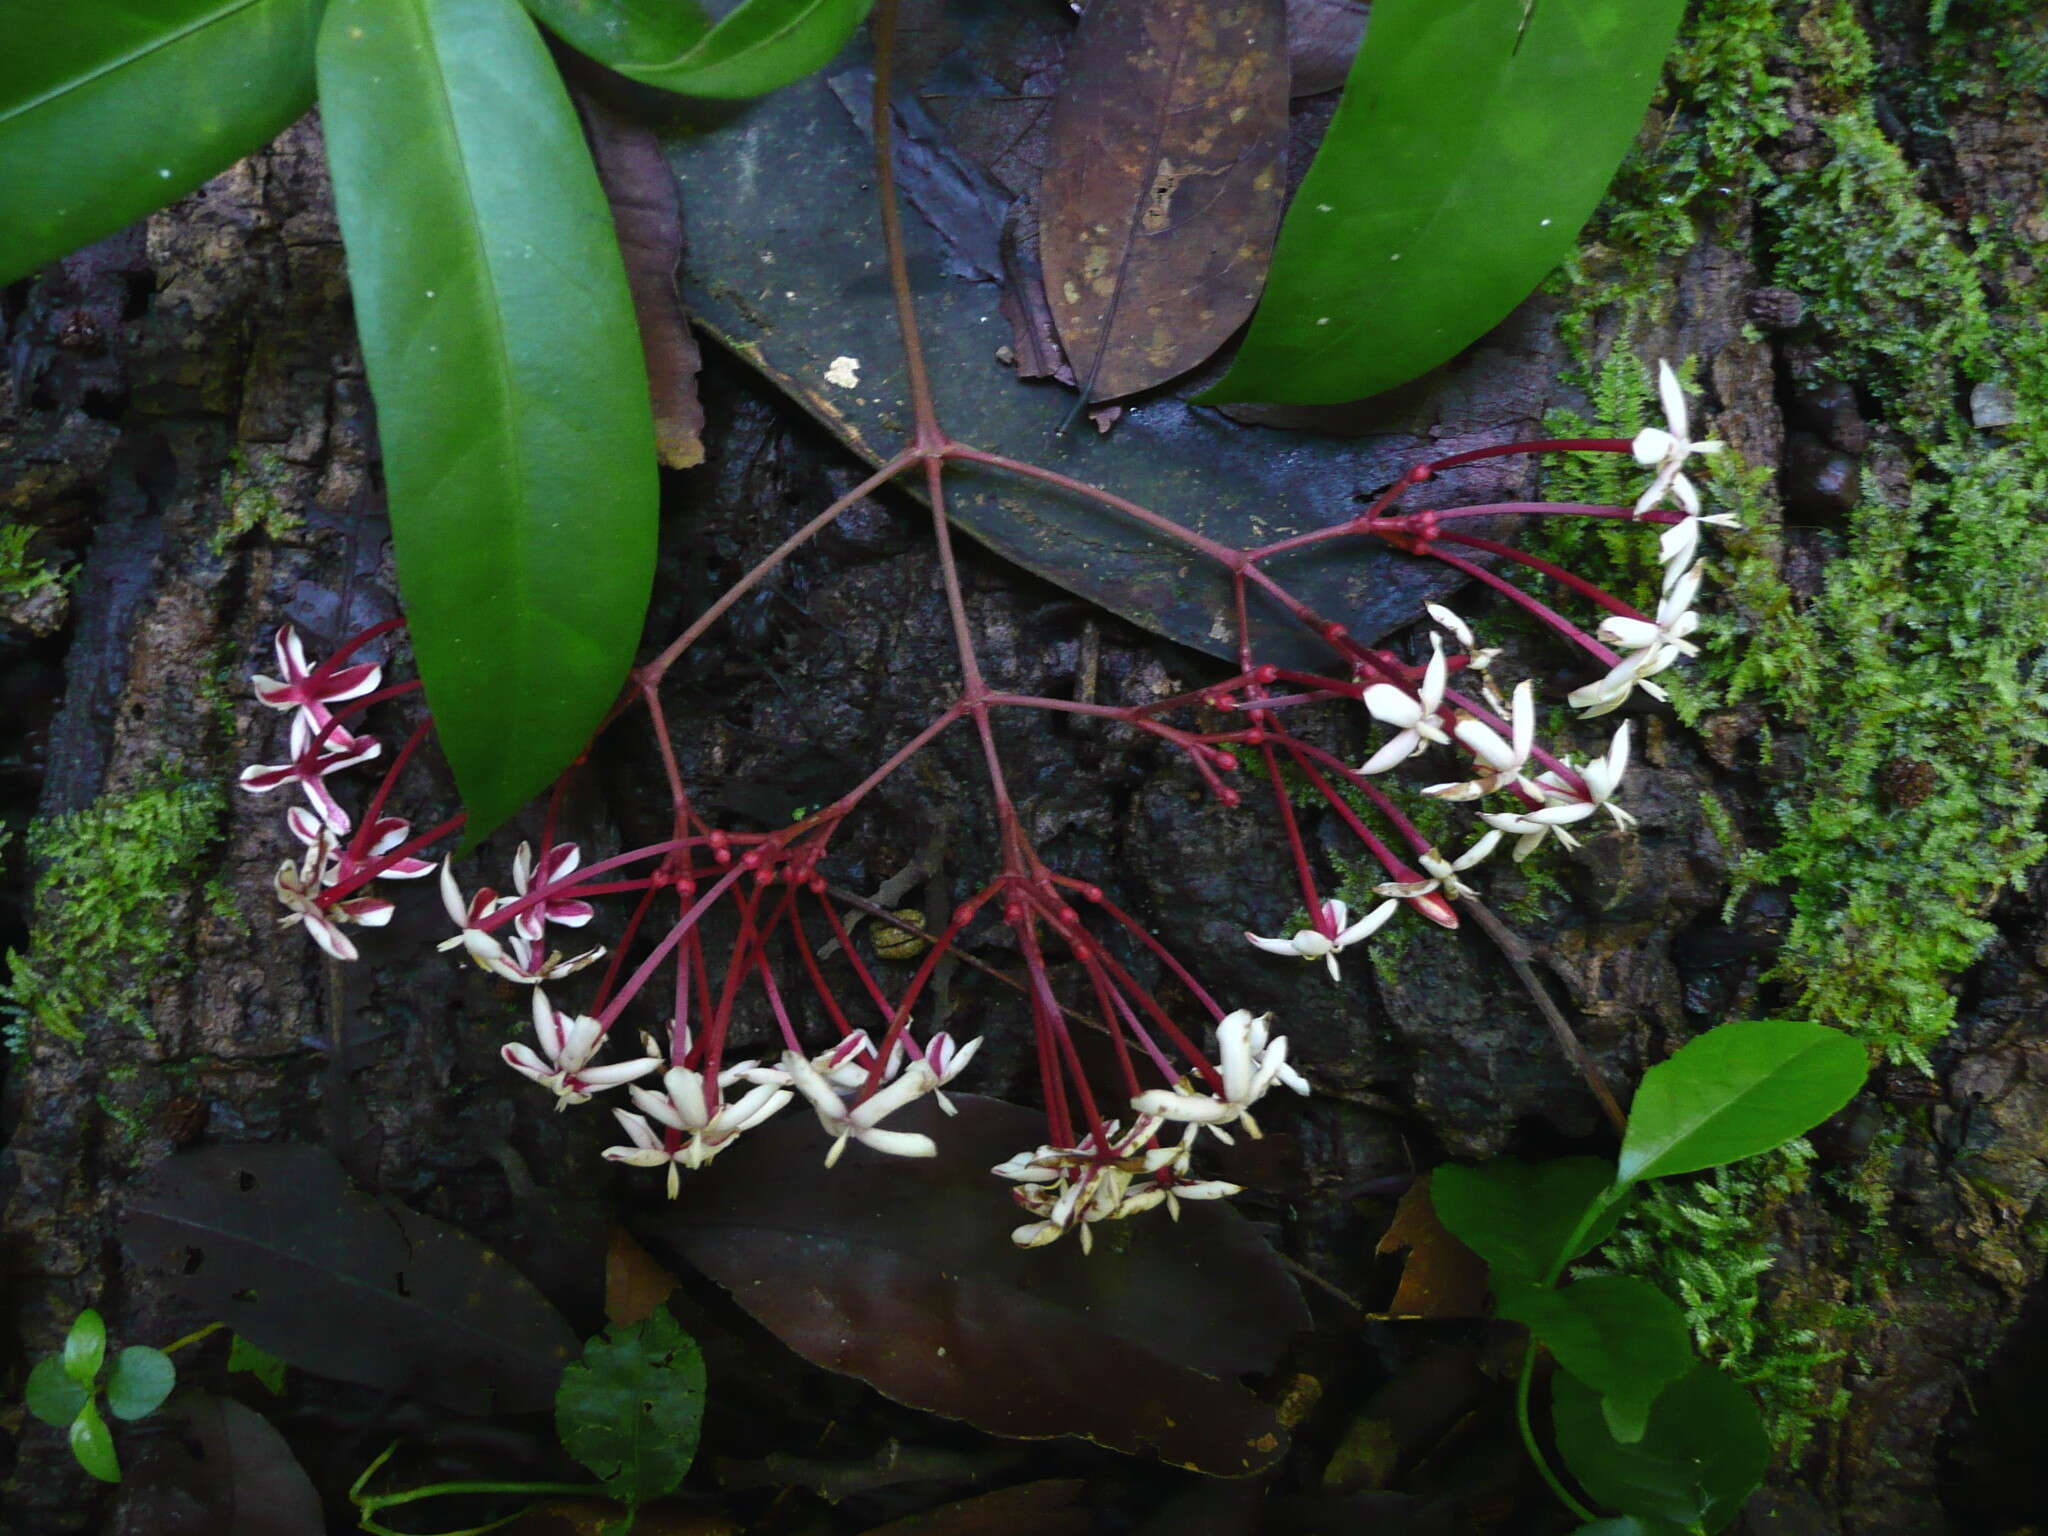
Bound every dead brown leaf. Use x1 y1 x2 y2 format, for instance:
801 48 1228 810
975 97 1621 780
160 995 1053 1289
1373 1175 1490 1320
1039 0 1289 404
855 1479 1091 1536
605 1222 680 1325
573 86 705 470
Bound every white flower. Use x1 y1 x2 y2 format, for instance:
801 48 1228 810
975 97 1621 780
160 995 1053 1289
1426 680 1535 802
602 1064 793 1194
1598 563 1702 660
509 841 596 941
273 835 391 962
995 1118 1161 1254
912 1030 982 1114
1374 830 1504 902
1484 723 1634 859
438 859 604 984
502 991 660 1110
1130 1009 1310 1141
1245 897 1397 980
1424 603 1501 672
1359 634 1451 773
782 1048 936 1167
1631 360 1723 516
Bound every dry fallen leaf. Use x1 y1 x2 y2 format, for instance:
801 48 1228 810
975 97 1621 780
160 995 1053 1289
1039 0 1289 404
605 1222 680 1326
1373 1175 1490 1320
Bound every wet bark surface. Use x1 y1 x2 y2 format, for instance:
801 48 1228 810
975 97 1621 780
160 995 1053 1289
4 21 2048 1534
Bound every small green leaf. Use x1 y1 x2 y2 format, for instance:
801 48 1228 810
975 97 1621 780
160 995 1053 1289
1201 0 1686 405
1554 1365 1770 1532
556 1306 706 1505
531 0 872 100
1499 1276 1693 1444
63 1309 107 1387
0 0 323 285
1430 1157 1625 1281
228 1333 289 1395
318 0 658 838
106 1347 177 1421
1617 1020 1869 1187
69 1398 122 1483
25 1356 90 1429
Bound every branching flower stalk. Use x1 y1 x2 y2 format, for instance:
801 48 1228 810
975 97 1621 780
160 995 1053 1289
240 2 1732 1252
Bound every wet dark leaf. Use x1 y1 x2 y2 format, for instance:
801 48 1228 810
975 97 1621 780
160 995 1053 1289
663 35 1536 670
645 1095 1308 1475
125 1394 325 1536
1285 0 1366 96
1039 0 1289 403
855 1478 1090 1536
575 84 706 470
122 1145 578 1414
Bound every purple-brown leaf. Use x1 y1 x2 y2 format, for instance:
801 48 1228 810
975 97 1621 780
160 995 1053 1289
1039 0 1289 404
575 86 705 470
645 1095 1308 1475
1286 0 1367 97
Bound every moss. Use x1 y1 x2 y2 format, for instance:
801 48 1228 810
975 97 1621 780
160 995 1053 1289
1 774 228 1048
0 521 67 604
1522 0 2048 1453
1594 1144 1860 1456
211 449 303 555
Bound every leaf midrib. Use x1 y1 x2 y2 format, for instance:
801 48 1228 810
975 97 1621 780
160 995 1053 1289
408 0 537 625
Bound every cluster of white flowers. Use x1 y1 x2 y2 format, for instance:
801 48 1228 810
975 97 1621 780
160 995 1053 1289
1242 359 1734 974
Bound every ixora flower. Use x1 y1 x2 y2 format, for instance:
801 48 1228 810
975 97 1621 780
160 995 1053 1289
1131 1010 1310 1141
251 624 381 724
1428 679 1536 802
272 835 392 962
1359 634 1450 774
1375 830 1504 903
603 1066 794 1194
438 860 604 984
509 840 596 942
1632 360 1724 516
782 1048 939 1167
1482 723 1634 860
1245 898 1398 981
503 991 660 1110
287 806 434 883
239 710 382 833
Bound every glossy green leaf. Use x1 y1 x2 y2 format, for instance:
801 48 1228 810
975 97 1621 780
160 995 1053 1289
63 1309 107 1387
1554 1365 1769 1532
0 0 322 285
556 1307 705 1505
1499 1276 1692 1445
1572 1520 1692 1536
70 1398 122 1483
1202 0 1686 405
1617 1020 1869 1187
25 1356 90 1430
318 0 657 837
531 0 872 99
106 1346 178 1421
1430 1157 1625 1282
